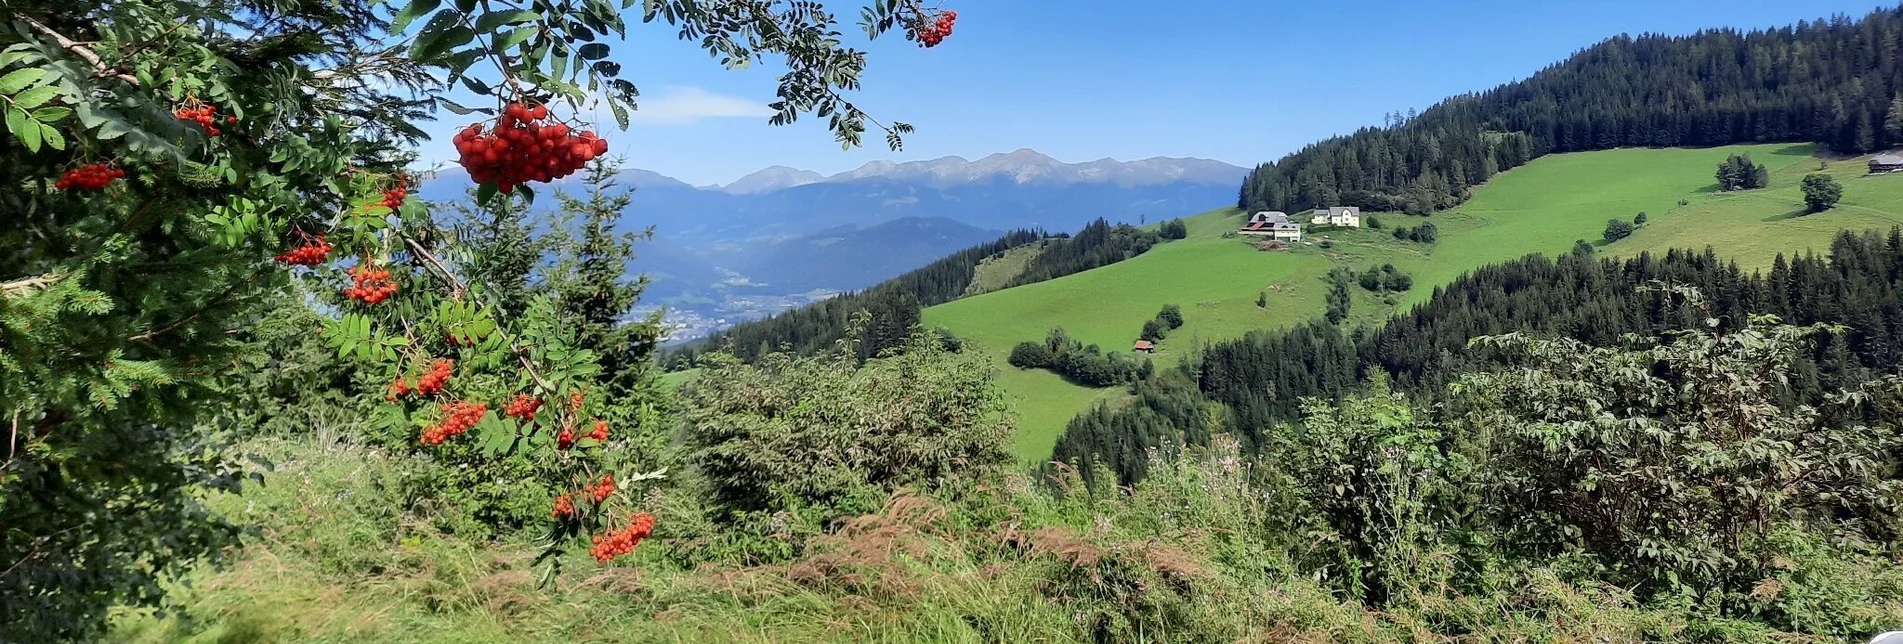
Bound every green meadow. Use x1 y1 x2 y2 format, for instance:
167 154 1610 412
927 143 1903 462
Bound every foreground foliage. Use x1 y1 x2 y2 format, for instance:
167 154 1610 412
1 0 960 638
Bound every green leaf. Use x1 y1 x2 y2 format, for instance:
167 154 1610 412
550 46 567 80
0 45 40 68
414 26 475 59
0 68 46 95
38 123 62 150
391 0 441 33
7 108 37 152
609 100 628 130
495 27 537 52
454 0 477 11
458 76 491 95
437 97 480 115
475 181 498 204
31 106 72 122
578 43 608 60
12 85 59 110
474 9 538 33
409 10 463 56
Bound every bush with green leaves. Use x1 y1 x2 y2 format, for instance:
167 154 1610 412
680 324 1012 526
1455 309 1903 607
1603 218 1635 242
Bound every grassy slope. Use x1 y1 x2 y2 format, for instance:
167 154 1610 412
929 143 1885 462
1616 150 1903 269
960 241 1046 297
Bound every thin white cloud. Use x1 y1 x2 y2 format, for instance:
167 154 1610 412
628 86 773 125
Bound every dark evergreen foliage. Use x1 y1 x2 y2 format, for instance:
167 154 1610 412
1049 371 1210 486
1324 268 1353 324
1159 218 1189 239
1005 218 1163 288
1239 7 1903 214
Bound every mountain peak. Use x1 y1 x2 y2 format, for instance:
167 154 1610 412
722 165 824 194
815 149 1242 188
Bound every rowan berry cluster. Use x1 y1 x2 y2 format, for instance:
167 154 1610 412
378 181 408 210
590 513 655 563
274 234 333 266
175 102 227 137
386 359 452 401
451 102 608 194
505 393 543 421
416 359 454 395
421 399 487 446
344 264 399 304
918 10 957 47
55 163 125 191
587 419 610 443
557 427 576 450
551 493 577 519
584 474 616 503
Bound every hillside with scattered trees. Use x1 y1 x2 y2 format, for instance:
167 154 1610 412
1239 6 1903 214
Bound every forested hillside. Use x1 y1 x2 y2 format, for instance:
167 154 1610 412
1239 6 1903 214
1055 230 1903 486
670 218 1165 365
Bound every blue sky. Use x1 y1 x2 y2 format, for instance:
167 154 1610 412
414 0 1901 187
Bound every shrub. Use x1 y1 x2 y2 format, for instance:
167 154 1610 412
1603 218 1635 242
1156 304 1184 330
1716 153 1769 190
1159 218 1188 239
683 329 1013 519
1009 342 1053 369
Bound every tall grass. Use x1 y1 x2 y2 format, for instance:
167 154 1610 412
111 434 1903 643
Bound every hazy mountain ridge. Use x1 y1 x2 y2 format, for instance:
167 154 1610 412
416 150 1242 339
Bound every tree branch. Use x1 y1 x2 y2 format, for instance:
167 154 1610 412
400 232 467 299
17 16 140 85
1 273 63 296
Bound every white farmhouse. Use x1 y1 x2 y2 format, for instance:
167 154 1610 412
1309 206 1361 228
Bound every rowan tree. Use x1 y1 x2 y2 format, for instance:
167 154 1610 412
0 0 961 639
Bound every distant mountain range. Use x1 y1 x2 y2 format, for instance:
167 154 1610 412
417 149 1244 339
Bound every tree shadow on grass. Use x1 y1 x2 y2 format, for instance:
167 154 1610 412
1762 208 1809 222
1692 183 1724 194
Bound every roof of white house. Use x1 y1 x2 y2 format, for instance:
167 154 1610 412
1873 154 1903 165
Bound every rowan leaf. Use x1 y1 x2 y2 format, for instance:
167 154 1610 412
7 108 39 152
12 85 60 110
0 68 46 95
495 27 537 52
38 122 63 150
474 9 538 34
391 0 441 33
